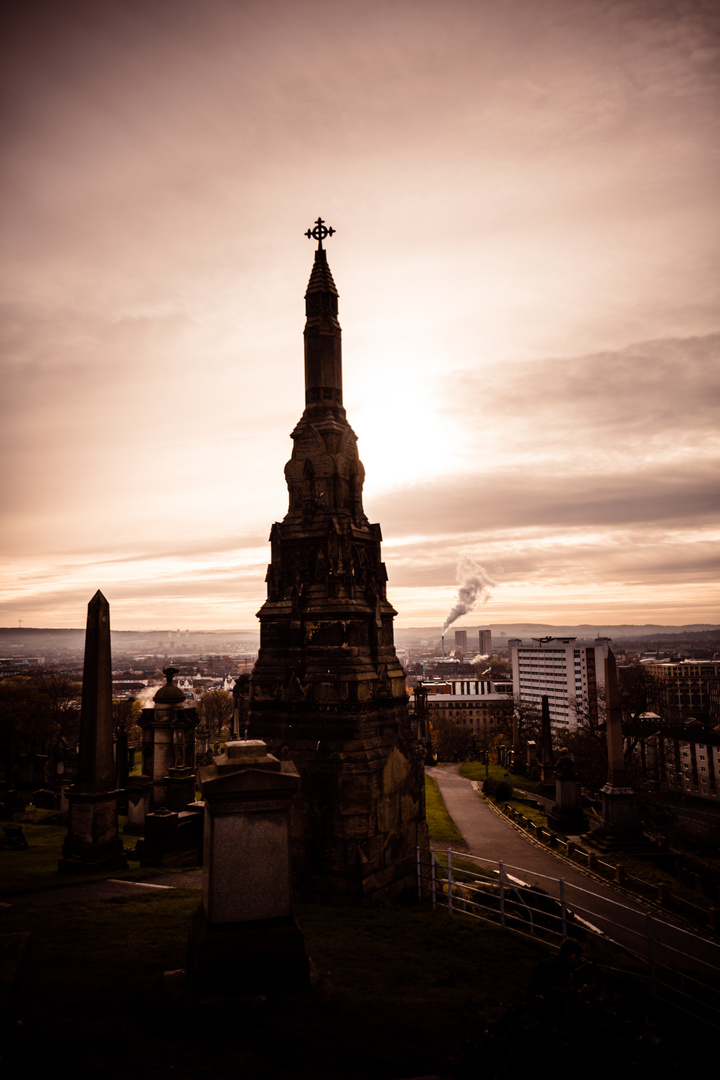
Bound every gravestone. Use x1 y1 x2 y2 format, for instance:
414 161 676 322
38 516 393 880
124 775 153 835
546 748 587 835
140 806 203 867
187 740 308 997
590 649 648 851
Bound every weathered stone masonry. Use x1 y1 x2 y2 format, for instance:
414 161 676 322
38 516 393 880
248 239 427 900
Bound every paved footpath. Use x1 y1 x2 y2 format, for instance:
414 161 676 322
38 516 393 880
426 764 720 974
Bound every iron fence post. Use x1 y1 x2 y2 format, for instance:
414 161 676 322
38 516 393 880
447 849 453 916
499 859 505 929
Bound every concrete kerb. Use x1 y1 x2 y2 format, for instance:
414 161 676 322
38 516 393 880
467 780 709 937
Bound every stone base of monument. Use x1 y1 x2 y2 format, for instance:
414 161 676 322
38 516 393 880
137 806 203 866
124 775 153 835
586 784 653 852
58 789 128 872
187 740 310 998
546 778 588 836
546 805 588 835
165 766 197 811
187 905 310 997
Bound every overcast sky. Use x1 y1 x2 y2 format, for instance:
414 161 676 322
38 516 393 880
1 0 718 632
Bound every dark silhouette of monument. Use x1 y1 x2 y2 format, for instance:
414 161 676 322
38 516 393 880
59 591 127 872
248 219 427 899
589 648 646 851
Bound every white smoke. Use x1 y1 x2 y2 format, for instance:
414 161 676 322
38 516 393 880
471 653 489 665
442 558 495 635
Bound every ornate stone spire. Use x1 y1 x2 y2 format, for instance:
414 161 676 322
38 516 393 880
248 231 427 900
284 246 366 525
303 247 343 414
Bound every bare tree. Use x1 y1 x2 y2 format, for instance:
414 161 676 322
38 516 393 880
429 717 474 762
0 674 81 780
198 689 233 737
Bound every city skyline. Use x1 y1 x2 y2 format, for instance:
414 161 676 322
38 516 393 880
2 0 718 631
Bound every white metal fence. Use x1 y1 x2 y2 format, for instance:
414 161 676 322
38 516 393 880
418 845 720 1028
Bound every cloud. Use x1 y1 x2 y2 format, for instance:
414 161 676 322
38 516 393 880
440 333 720 463
1 2 718 629
369 458 718 539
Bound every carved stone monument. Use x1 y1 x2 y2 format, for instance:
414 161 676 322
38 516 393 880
539 695 555 788
590 649 646 850
187 740 308 996
139 666 199 811
248 221 427 899
546 748 587 835
59 591 127 872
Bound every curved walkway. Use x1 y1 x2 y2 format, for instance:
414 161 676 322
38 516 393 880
426 764 720 973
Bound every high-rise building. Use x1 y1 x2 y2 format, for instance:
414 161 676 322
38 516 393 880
478 629 491 655
248 222 427 900
641 659 720 724
454 630 468 655
508 636 611 731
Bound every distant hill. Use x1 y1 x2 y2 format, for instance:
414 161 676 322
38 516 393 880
2 622 718 657
392 624 720 646
0 627 260 657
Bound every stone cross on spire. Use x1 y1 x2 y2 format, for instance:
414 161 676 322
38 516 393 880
305 217 335 250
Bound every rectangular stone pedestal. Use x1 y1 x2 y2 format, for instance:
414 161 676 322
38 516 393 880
165 767 197 812
59 789 127 873
124 775 153 835
139 807 202 867
187 905 309 997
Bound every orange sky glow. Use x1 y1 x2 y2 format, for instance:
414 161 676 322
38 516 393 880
1 0 718 632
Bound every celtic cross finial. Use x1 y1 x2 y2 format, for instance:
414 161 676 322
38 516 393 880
305 217 335 250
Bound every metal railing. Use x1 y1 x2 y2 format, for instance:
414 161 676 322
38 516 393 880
417 845 720 1028
487 786 719 931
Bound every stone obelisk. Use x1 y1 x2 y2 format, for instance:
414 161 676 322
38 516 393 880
59 591 127 872
590 648 644 849
248 220 427 900
539 695 554 788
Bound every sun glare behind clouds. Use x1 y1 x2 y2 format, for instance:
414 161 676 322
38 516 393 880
1 0 718 630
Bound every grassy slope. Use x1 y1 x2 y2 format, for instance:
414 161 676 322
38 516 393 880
458 761 542 793
425 772 464 844
2 816 711 1077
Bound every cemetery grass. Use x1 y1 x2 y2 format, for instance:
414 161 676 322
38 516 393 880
0 819 193 896
506 800 547 827
458 760 542 794
4 842 711 1076
5 884 706 1080
3 874 553 1080
425 772 464 844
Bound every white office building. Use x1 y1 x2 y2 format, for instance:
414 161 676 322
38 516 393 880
508 636 612 731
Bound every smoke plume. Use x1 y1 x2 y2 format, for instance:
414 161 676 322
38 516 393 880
442 559 495 635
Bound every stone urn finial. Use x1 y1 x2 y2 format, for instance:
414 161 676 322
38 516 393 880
154 666 185 706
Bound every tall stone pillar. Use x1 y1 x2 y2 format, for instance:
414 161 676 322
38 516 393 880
248 224 427 899
59 591 127 872
593 649 644 848
231 672 251 740
539 695 555 788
